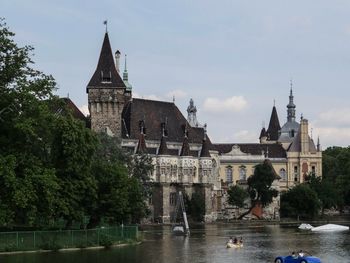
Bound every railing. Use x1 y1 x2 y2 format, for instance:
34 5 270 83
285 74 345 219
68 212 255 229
0 225 138 252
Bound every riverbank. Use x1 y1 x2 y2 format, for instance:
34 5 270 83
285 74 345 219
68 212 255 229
0 226 140 254
0 240 142 256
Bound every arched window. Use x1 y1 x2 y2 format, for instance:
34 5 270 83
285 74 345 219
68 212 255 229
279 168 286 181
226 167 233 183
239 166 246 180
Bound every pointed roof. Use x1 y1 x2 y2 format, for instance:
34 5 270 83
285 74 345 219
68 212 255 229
287 126 317 153
180 135 190 156
259 127 267 139
136 132 147 154
200 135 211 157
87 33 126 89
158 135 168 155
266 106 281 141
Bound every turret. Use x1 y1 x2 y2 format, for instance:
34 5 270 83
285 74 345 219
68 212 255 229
87 32 128 138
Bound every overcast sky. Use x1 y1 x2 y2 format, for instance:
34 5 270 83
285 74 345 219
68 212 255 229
3 0 350 148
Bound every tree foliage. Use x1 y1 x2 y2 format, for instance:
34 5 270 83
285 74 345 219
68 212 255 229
227 185 248 208
280 184 321 219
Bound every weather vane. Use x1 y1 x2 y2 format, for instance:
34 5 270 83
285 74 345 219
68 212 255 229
103 20 108 33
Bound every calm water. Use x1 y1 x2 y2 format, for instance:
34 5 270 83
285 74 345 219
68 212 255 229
1 223 349 263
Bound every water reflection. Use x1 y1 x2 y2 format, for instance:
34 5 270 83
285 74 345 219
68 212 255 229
0 224 349 263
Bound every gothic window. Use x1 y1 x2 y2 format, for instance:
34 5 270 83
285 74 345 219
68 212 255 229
290 129 295 137
312 166 316 176
169 192 177 206
101 70 112 83
294 166 298 181
239 166 246 181
279 168 286 181
226 167 232 183
203 170 208 176
171 165 177 176
161 167 166 175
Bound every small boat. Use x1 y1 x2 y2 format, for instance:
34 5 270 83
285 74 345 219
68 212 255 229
226 242 243 248
311 223 349 232
298 223 314 230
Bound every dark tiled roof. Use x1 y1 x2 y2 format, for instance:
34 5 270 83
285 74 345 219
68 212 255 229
87 33 126 89
122 98 212 146
266 106 281 141
52 97 87 123
158 135 168 155
288 129 317 153
259 127 267 139
200 136 211 157
212 143 287 158
180 136 190 156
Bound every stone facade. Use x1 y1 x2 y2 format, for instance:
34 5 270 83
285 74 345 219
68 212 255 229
88 88 130 136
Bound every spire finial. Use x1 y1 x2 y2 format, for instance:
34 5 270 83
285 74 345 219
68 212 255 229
273 99 276 107
203 123 207 140
103 20 108 33
124 54 127 72
311 127 313 139
173 95 175 103
290 78 293 93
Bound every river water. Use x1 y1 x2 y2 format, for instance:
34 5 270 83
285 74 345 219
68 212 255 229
1 223 349 263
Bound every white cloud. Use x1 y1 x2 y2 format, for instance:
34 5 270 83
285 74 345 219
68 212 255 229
166 89 187 99
316 108 350 127
310 107 350 147
203 96 247 113
133 92 164 101
79 104 89 116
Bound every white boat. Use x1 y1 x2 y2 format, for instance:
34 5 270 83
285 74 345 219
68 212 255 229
298 223 314 230
311 223 349 232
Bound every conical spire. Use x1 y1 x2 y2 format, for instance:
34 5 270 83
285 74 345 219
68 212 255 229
158 126 168 155
266 105 281 141
122 54 132 91
287 80 296 122
180 127 190 156
199 124 210 157
259 127 267 139
136 123 147 154
87 32 125 90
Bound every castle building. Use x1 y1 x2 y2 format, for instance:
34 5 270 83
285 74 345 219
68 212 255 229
85 31 322 221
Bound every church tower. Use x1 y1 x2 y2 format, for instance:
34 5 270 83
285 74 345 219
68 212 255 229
86 32 131 137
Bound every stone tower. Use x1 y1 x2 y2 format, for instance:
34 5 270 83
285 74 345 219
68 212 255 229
86 32 131 137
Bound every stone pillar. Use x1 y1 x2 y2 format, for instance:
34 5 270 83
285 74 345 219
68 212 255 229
161 184 171 223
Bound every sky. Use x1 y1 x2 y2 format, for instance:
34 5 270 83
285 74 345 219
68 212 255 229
3 0 350 148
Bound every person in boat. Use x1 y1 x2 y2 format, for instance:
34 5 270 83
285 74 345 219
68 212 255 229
228 237 233 244
233 237 238 244
298 250 304 257
239 237 243 244
291 252 298 259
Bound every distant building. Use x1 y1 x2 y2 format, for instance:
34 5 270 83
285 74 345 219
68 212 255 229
84 31 322 221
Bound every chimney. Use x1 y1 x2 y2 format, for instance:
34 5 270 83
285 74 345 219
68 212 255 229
300 118 309 153
115 50 121 73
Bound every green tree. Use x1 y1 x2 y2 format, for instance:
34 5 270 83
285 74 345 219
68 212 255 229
238 159 279 219
227 185 248 208
51 115 97 227
0 18 61 226
280 184 321 220
305 173 339 213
